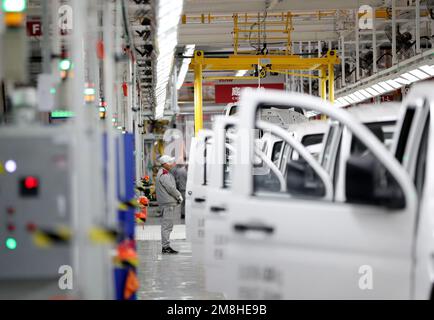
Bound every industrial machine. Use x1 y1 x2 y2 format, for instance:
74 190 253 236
0 126 72 279
0 125 73 298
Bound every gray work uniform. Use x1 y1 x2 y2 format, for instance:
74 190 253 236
155 167 182 248
171 165 187 218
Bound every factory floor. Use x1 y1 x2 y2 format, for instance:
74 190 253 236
136 207 224 300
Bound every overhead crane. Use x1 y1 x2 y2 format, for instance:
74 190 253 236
189 50 340 135
184 10 342 135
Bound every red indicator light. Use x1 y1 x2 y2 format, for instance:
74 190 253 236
20 176 39 196
7 224 16 232
6 207 15 215
24 176 39 189
26 223 37 232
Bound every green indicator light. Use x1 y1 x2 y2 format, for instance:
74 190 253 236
50 88 56 94
84 88 96 95
51 110 75 118
6 237 17 250
2 0 27 12
59 59 72 71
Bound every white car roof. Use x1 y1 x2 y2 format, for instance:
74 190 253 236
287 120 329 137
345 102 401 123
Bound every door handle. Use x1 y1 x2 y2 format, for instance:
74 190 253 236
194 197 206 203
233 223 274 234
210 206 226 213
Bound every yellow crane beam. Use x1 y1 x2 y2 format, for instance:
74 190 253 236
190 50 340 135
189 53 340 71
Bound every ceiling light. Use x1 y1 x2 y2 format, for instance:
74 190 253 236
419 65 434 76
409 69 430 80
340 97 351 105
401 72 419 83
176 44 195 90
394 77 411 85
236 70 248 77
348 96 358 104
351 93 363 102
359 89 372 98
336 98 349 107
366 87 380 96
371 84 386 94
386 79 402 89
154 0 184 119
354 91 366 101
378 81 394 92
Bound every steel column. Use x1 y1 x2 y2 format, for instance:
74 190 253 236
392 0 397 65
41 0 51 74
372 8 377 73
355 9 360 81
416 0 421 54
328 61 334 103
341 35 345 87
308 41 312 95
193 51 204 136
320 67 326 100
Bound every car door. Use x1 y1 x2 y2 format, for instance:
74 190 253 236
388 83 434 299
224 89 418 299
334 120 398 203
185 129 214 262
204 116 238 295
334 104 400 203
204 115 332 295
411 105 432 299
185 137 198 242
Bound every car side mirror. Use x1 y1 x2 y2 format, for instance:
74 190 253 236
286 160 326 198
345 153 406 209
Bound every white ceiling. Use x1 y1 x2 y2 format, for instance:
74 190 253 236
179 0 386 47
183 0 384 13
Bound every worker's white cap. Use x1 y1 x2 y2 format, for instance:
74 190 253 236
158 155 175 165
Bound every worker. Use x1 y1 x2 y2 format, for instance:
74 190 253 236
155 155 183 254
170 164 187 219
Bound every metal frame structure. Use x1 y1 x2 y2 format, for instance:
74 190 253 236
178 1 434 117
189 50 340 134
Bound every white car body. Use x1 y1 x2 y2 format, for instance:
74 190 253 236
222 89 418 299
320 103 400 202
185 129 214 262
187 107 307 264
277 120 329 175
204 117 332 294
388 83 434 299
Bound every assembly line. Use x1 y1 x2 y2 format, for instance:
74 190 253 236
186 84 434 299
1 0 434 303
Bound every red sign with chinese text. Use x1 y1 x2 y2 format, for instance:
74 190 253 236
215 83 284 103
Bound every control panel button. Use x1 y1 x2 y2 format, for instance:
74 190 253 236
20 176 40 197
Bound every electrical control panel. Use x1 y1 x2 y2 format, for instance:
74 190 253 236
0 126 72 279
